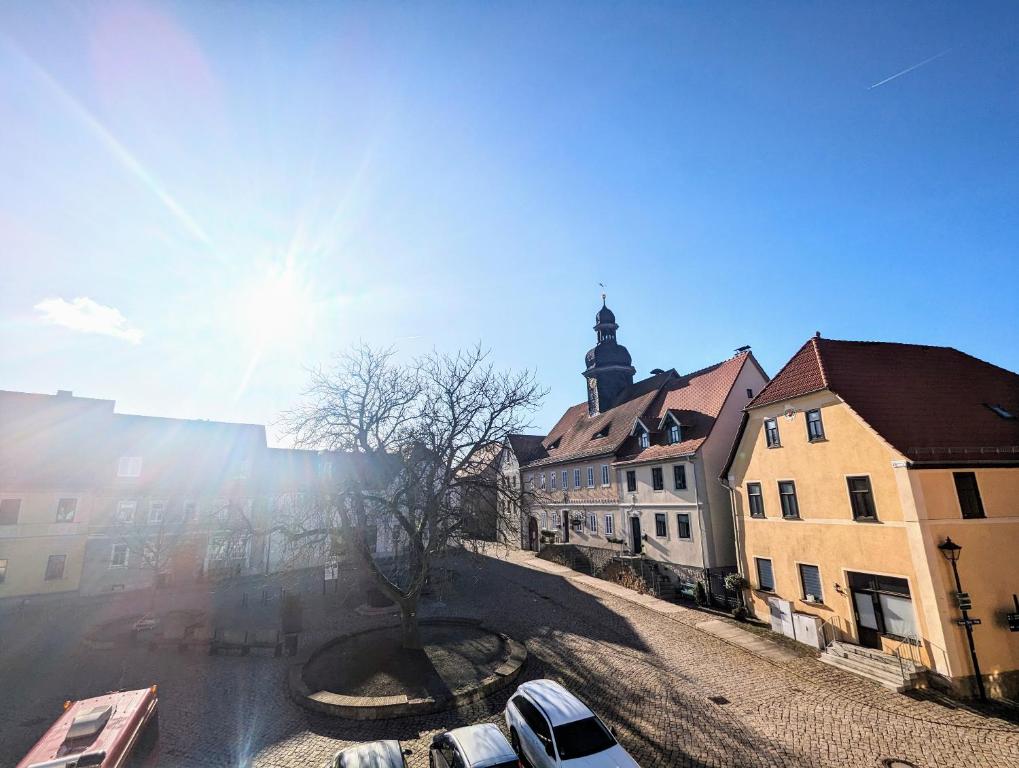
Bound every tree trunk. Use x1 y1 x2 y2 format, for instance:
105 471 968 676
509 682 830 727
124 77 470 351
399 598 421 650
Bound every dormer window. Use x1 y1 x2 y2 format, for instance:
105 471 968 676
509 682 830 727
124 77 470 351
592 423 611 440
638 430 650 449
667 424 681 444
547 437 562 450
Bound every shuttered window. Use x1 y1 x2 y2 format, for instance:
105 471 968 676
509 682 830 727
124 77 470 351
755 557 775 591
799 564 823 602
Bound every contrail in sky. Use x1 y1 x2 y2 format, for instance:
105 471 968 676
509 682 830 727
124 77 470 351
869 48 954 90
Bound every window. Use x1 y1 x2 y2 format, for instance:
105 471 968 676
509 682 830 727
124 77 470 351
638 430 650 449
626 470 636 492
0 558 6 583
115 500 136 523
117 456 143 478
552 511 560 527
778 481 799 519
799 563 823 602
651 467 664 491
588 512 598 532
586 467 595 488
806 409 825 441
747 483 765 518
601 464 610 486
542 511 548 529
512 696 554 756
570 513 583 532
954 472 985 519
847 476 877 520
55 498 77 522
539 473 546 490
604 514 614 535
676 513 691 539
755 557 775 591
746 388 754 398
573 468 582 489
524 474 532 490
552 717 615 761
561 470 568 490
667 424 680 444
0 498 21 525
673 464 687 490
110 543 129 568
149 500 166 524
550 471 557 490
655 513 667 537
764 418 780 448
44 554 66 581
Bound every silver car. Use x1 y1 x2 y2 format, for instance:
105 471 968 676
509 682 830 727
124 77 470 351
429 723 519 768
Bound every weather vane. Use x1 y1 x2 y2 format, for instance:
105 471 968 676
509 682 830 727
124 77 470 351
599 282 606 304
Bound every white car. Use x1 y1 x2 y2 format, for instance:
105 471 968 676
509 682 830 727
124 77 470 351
429 723 519 768
334 740 410 768
504 680 639 767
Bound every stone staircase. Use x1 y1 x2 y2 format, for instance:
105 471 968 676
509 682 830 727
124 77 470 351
820 640 926 692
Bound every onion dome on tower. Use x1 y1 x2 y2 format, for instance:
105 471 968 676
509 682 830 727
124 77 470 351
583 296 636 415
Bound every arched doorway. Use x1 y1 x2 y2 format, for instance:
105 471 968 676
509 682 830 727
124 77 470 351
528 517 539 551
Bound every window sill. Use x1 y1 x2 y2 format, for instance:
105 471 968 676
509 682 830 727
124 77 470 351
853 517 880 523
766 444 782 449
782 516 802 521
749 514 766 520
808 437 827 443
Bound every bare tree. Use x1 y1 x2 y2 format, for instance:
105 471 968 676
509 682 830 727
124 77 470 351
280 343 544 648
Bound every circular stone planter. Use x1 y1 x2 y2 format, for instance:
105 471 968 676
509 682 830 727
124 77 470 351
289 618 526 719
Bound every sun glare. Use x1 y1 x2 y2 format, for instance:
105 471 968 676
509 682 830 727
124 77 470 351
236 262 315 349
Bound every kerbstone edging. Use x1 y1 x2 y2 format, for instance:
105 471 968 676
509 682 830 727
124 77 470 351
287 618 526 720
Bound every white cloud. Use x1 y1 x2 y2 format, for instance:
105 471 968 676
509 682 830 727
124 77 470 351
34 297 143 344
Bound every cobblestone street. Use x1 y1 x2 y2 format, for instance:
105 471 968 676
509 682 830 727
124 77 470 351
3 549 1018 768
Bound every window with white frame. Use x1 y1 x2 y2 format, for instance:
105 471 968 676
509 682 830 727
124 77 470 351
573 468 581 489
561 470 568 490
588 512 598 532
552 511 560 527
55 498 77 523
637 427 650 449
115 500 136 523
117 456 143 478
550 471 557 490
539 473 546 490
667 424 681 444
148 500 166 524
542 511 548 529
110 543 129 568
586 467 595 487
601 464 610 485
604 514 615 535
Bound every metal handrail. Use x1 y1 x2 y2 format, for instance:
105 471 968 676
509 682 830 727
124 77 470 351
890 632 922 683
819 617 839 650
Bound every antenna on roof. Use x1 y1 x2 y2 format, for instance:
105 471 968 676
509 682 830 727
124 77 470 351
735 345 750 353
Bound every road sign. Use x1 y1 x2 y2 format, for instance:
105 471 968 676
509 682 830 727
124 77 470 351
324 563 339 581
955 591 972 610
955 618 982 627
1008 614 1019 632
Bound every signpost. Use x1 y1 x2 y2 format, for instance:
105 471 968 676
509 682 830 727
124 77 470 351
1008 594 1019 633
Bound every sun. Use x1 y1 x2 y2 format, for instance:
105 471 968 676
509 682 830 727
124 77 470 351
235 261 315 350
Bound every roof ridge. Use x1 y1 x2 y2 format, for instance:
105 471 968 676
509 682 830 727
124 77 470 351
745 338 817 409
811 337 830 389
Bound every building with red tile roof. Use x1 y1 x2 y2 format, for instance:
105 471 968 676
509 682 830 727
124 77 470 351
722 335 1019 699
519 300 768 587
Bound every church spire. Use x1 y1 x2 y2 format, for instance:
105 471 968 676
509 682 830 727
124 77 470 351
584 298 635 415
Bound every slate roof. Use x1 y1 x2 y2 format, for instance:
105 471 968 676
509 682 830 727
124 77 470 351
746 337 1019 462
615 351 762 464
505 434 547 464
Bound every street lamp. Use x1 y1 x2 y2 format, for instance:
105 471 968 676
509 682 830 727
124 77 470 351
937 537 987 701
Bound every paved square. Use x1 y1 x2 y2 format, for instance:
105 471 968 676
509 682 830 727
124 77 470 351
1 550 1017 767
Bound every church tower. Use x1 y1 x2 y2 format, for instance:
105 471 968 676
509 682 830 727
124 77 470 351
583 297 636 415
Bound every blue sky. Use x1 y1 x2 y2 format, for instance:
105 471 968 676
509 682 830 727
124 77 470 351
2 2 1017 445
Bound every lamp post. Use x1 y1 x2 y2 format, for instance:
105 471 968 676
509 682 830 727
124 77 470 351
937 537 987 701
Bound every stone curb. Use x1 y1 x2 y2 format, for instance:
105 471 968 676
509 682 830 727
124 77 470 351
287 617 526 720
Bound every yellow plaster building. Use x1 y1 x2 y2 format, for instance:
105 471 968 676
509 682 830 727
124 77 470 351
723 336 1019 698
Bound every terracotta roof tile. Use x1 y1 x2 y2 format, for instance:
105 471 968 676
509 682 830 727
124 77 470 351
616 352 757 464
748 338 1019 461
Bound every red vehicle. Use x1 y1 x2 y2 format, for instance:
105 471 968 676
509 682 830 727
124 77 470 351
16 686 159 768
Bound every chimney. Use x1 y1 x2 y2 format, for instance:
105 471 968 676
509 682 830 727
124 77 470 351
56 390 73 398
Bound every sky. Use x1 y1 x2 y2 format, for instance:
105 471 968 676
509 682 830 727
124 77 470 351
2 1 1017 446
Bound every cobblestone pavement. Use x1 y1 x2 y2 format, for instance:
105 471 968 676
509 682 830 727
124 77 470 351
2 550 1019 768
